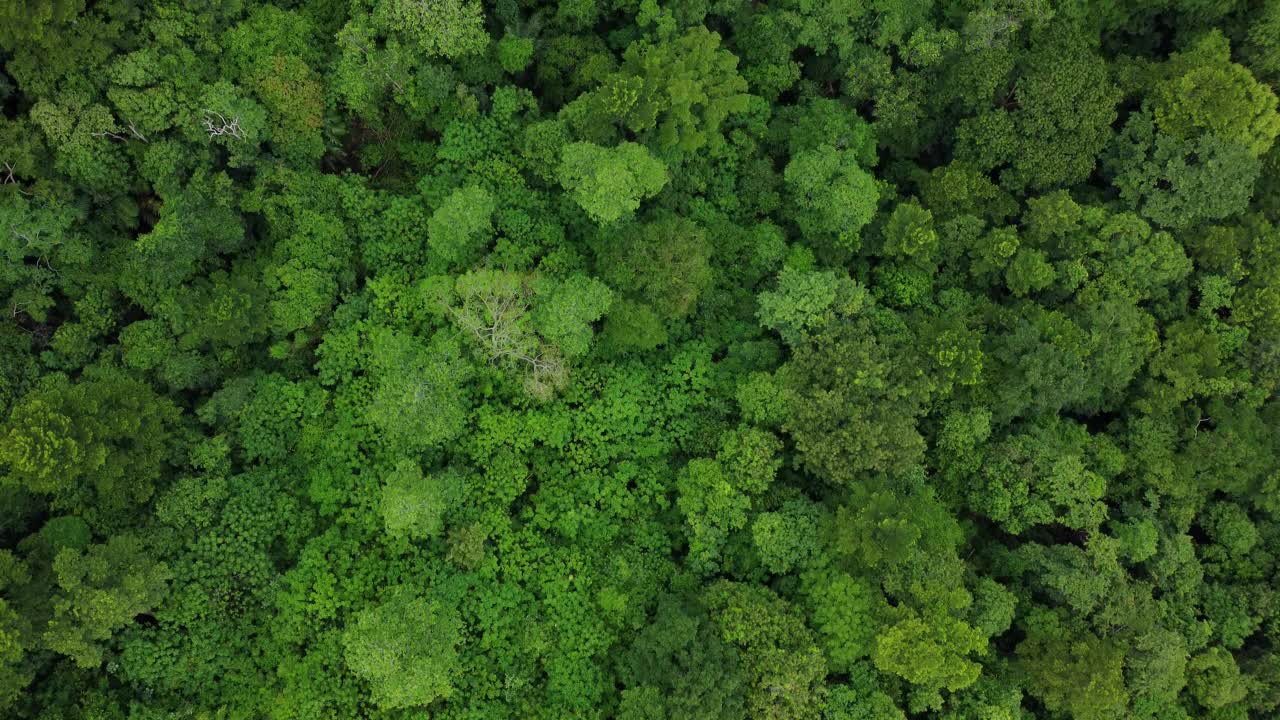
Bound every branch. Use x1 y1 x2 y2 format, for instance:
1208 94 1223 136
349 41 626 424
202 110 245 141
91 129 128 142
126 120 149 143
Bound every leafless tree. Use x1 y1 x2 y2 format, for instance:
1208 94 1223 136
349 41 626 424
446 276 567 399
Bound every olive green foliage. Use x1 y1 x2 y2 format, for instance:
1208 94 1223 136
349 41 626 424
2 3 1280 720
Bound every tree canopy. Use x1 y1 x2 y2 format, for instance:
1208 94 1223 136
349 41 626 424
2 2 1280 719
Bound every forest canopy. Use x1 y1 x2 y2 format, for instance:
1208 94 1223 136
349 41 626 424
3 1 1280 719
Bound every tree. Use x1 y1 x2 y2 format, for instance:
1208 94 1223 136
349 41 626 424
530 274 613 358
428 184 495 264
772 98 877 164
1016 612 1131 720
872 607 985 697
1243 0 1280 80
43 534 171 668
801 569 878 673
1187 647 1248 711
597 213 712 322
1107 111 1261 228
381 461 462 540
0 550 32 711
617 596 748 720
343 586 462 709
751 499 820 575
366 329 473 448
124 172 246 297
498 33 535 73
1152 30 1280 159
0 371 181 524
443 270 576 397
0 0 83 48
823 665 906 720
5 2 1280 718
772 304 929 484
581 27 750 152
993 25 1119 191
704 581 828 720
678 426 782 571
972 418 1109 534
880 199 938 261
252 55 327 166
757 267 868 346
371 0 489 59
1004 248 1055 296
598 298 669 354
0 190 87 323
677 458 751 572
783 146 879 250
557 142 669 224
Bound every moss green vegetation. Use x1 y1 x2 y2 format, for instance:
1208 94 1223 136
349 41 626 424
3 1 1280 718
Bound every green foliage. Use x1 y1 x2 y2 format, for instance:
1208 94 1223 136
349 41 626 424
752 499 820 574
366 329 473 448
0 0 83 48
1152 31 1280 158
881 199 938 260
1017 614 1130 720
0 550 32 711
617 596 747 720
597 213 712 321
498 33 534 73
428 184 496 263
584 27 750 152
44 534 170 668
773 297 930 484
757 267 868 346
3 4 1279 719
999 26 1120 190
557 141 669 224
973 418 1110 533
1108 111 1262 228
371 0 489 60
0 371 180 524
802 569 877 672
530 274 613 358
381 460 461 540
342 585 462 709
783 146 879 250
704 581 827 720
872 606 985 695
0 191 88 323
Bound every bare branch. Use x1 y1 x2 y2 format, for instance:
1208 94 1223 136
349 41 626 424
202 110 245 140
91 129 128 142
126 120 149 143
